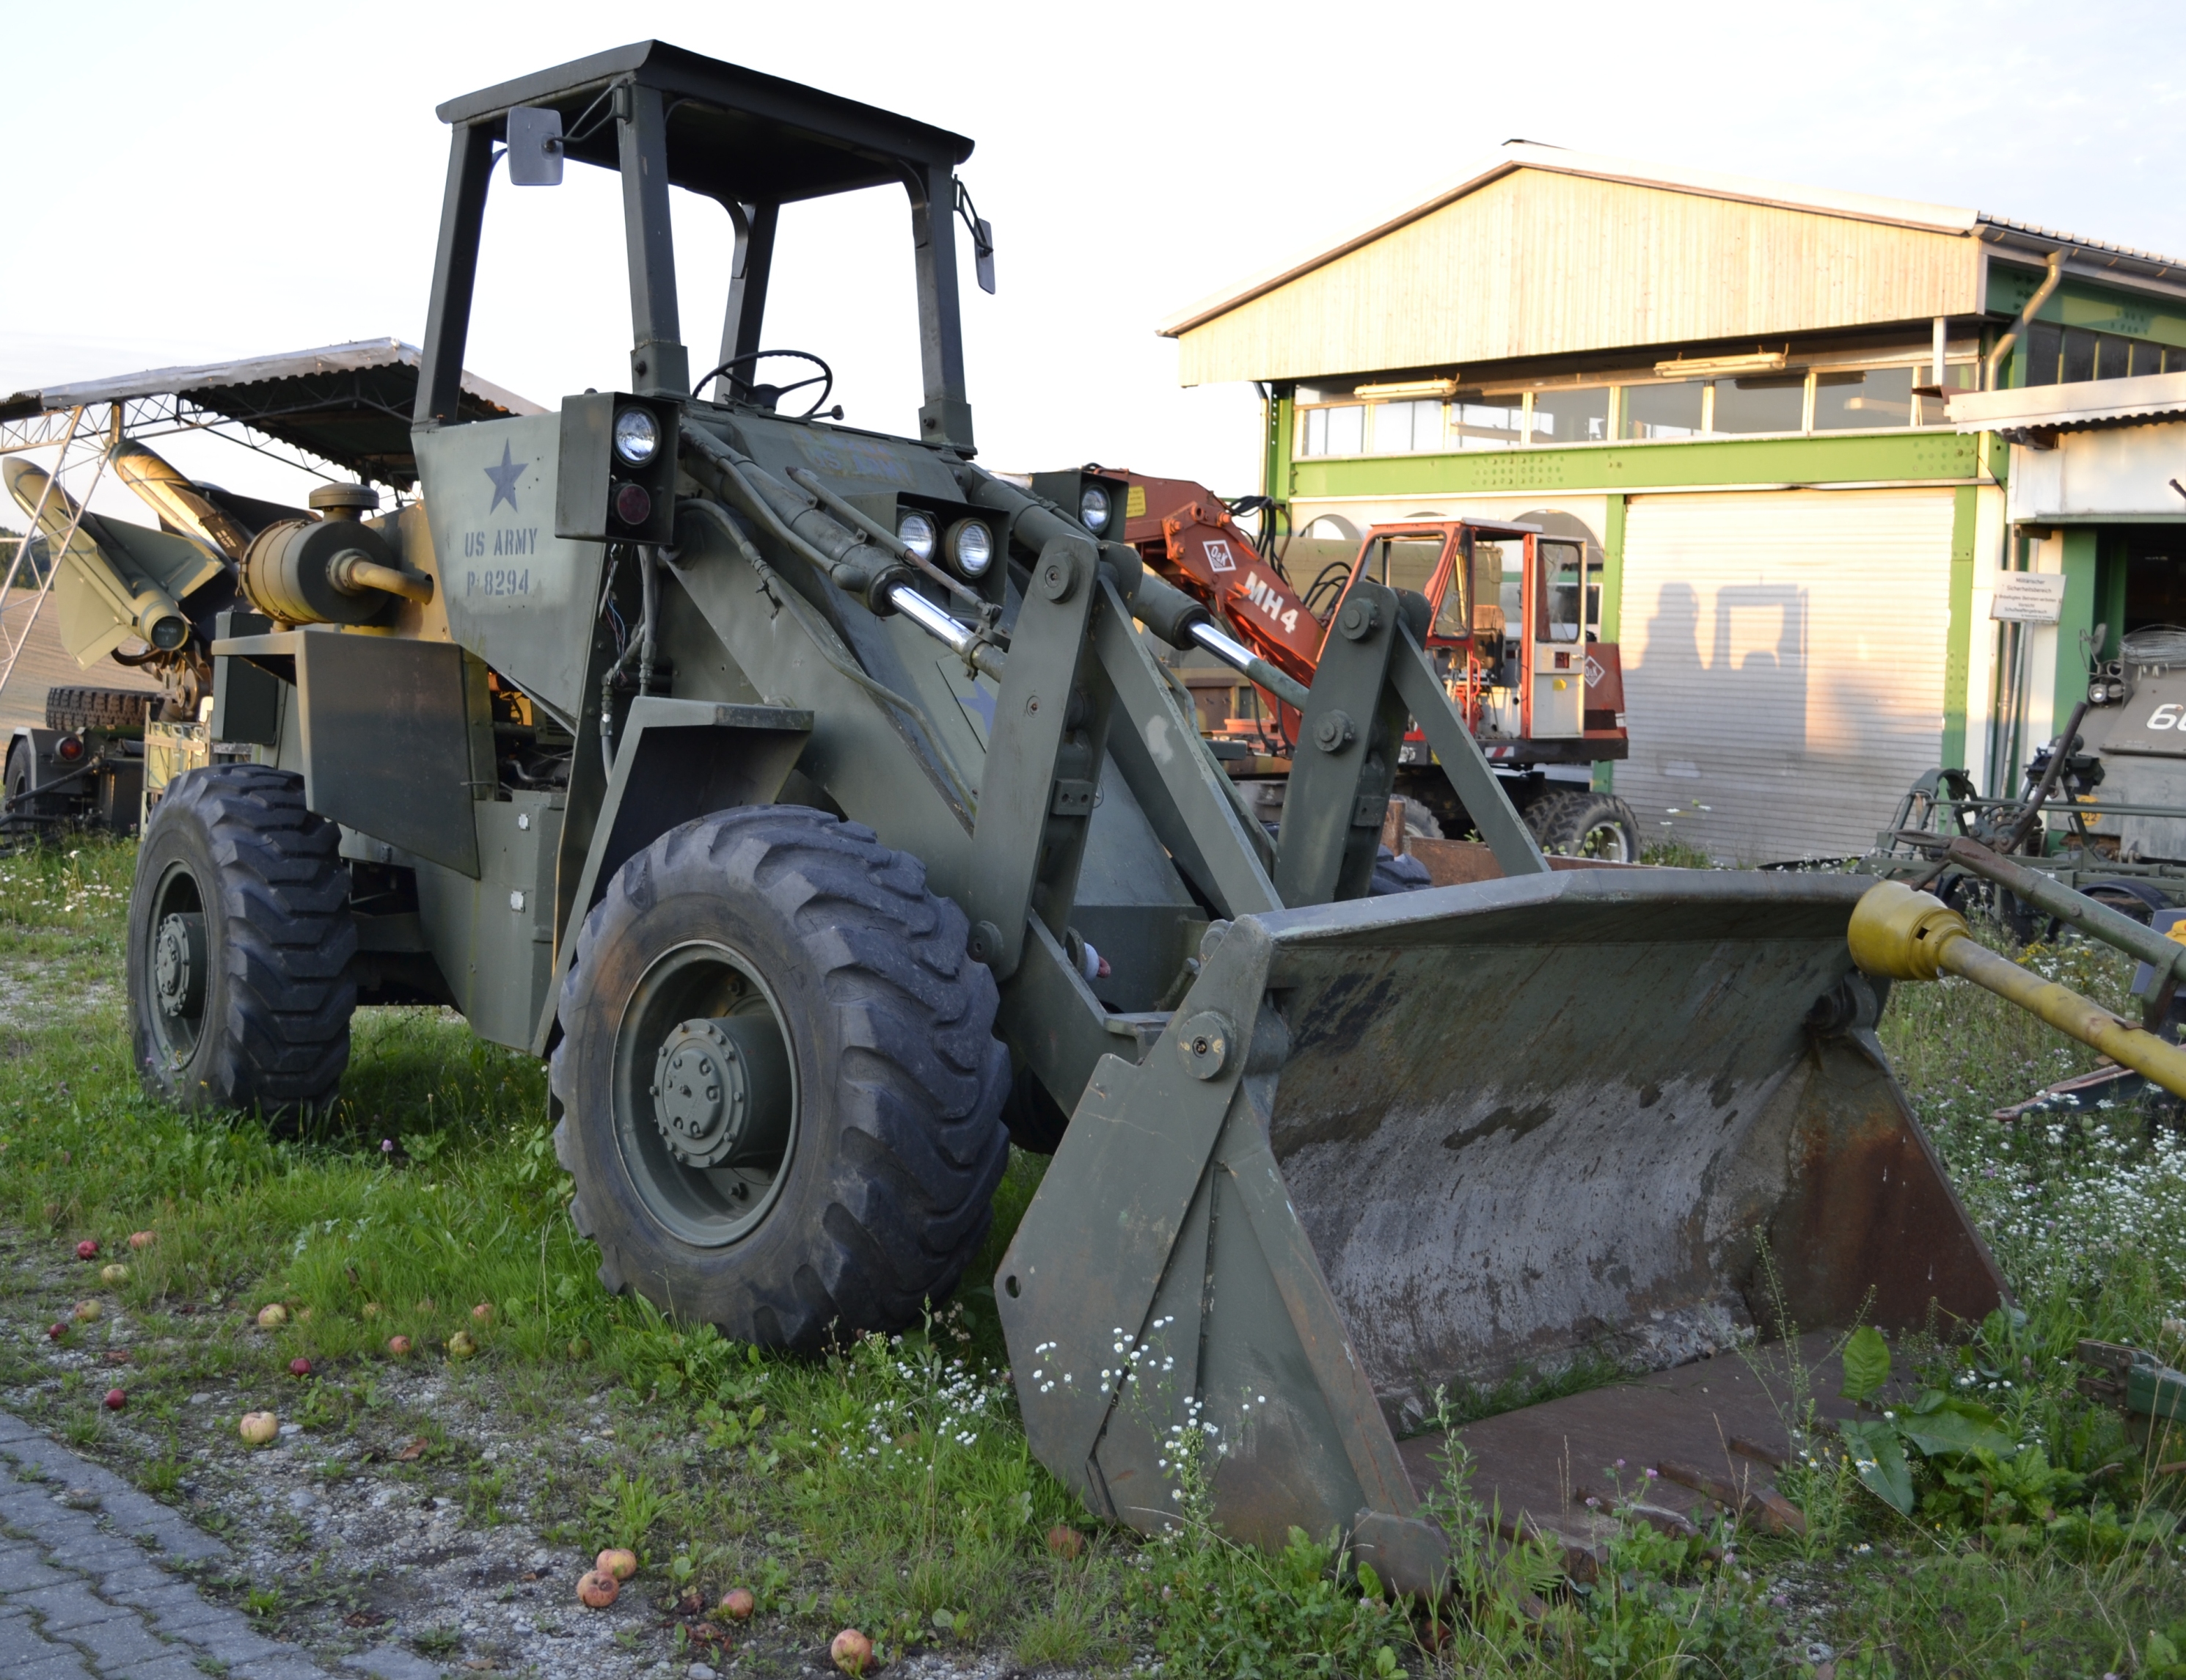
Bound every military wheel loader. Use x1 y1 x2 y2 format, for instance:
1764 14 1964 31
129 40 2084 1588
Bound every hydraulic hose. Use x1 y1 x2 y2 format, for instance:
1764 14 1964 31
959 465 1309 706
682 434 1006 682
1850 880 2186 1097
1187 620 1311 713
672 498 982 813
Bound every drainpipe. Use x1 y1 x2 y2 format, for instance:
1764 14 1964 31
1986 249 2066 390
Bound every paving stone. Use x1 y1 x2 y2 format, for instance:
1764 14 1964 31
54 1607 172 1668
0 1610 68 1663
139 1593 241 1637
12 1654 98 1680
235 1657 351 1680
109 1656 221 1680
343 1647 447 1680
0 1411 329 1678
95 1562 180 1594
13 1579 128 1631
0 1555 77 1591
185 1621 292 1664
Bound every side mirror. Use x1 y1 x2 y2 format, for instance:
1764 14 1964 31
970 215 995 295
506 106 563 187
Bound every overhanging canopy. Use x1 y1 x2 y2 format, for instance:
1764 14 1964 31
0 339 538 489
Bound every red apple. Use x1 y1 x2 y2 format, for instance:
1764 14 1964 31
830 1628 873 1676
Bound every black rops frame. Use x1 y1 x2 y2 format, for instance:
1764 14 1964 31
412 40 981 451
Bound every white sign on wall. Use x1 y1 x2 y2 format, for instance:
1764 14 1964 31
1991 573 2068 623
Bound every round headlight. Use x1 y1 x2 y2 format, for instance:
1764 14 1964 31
612 406 659 466
1080 485 1111 533
896 511 937 563
948 519 994 578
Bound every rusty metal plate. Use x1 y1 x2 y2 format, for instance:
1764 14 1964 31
1408 1332 1863 1557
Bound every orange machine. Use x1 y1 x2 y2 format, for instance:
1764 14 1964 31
1028 466 1634 853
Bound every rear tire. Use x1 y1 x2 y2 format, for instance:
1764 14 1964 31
550 806 1010 1351
46 685 156 734
126 765 355 1121
1524 789 1642 862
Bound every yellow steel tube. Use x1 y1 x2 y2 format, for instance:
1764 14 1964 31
1850 880 2186 1098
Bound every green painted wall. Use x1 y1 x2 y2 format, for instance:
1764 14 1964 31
1595 494 1627 793
1986 262 2186 350
2055 528 2101 726
1941 487 1978 771
1289 429 1985 501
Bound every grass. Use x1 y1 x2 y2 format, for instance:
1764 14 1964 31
5 834 2186 1675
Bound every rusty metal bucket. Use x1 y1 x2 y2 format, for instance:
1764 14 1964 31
995 867 2006 1590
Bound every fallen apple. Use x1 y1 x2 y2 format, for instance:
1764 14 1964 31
470 1301 494 1325
577 1568 619 1608
360 1301 382 1319
103 1387 125 1411
45 1323 66 1341
75 1239 98 1260
596 1546 638 1581
386 1335 413 1357
289 1357 312 1378
99 1263 128 1286
566 1337 591 1359
445 1330 477 1359
256 1303 289 1330
1045 1524 1085 1562
127 1230 155 1251
71 1300 100 1323
830 1627 873 1676
720 1587 756 1621
238 1411 279 1445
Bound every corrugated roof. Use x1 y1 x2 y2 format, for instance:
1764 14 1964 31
4 339 538 418
0 340 541 490
1948 370 2186 434
1159 143 2185 340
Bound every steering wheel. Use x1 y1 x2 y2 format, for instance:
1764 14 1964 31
697 350 836 420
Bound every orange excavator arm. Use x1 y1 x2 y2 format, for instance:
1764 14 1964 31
1108 471 1324 687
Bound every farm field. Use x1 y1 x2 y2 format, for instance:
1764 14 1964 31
3 833 2185 1678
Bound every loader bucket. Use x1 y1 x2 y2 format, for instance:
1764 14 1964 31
996 867 2005 1589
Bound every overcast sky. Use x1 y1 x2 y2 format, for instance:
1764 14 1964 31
3 0 2182 519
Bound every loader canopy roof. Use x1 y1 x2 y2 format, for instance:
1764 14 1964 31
437 40 974 204
417 40 984 450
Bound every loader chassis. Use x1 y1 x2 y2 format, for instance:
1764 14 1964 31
121 40 2010 1590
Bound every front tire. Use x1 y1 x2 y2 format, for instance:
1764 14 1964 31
1524 789 1642 862
550 806 1010 1351
126 766 355 1120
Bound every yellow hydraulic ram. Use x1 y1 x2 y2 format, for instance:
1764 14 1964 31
1850 879 2186 1098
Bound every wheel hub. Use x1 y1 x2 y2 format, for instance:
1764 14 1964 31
154 911 207 1020
649 1015 789 1169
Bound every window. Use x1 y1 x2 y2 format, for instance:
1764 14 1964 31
1360 534 1447 597
1451 400 1524 450
1623 379 1705 440
1536 541 1585 643
1711 375 1805 434
1528 386 1609 444
1299 404 1364 457
1813 366 1913 430
2022 323 2176 387
1371 400 1443 454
